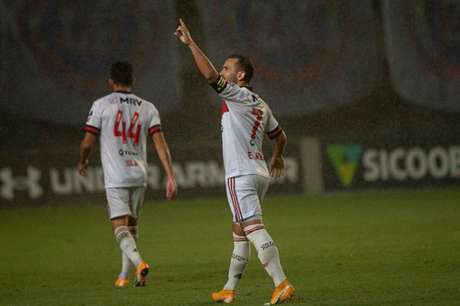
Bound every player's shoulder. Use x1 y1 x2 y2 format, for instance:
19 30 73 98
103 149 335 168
93 92 117 106
241 86 268 107
238 85 254 96
134 95 157 109
131 94 160 116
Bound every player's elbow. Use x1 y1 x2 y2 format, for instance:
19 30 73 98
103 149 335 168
278 130 287 143
275 130 287 147
80 139 94 152
80 142 92 152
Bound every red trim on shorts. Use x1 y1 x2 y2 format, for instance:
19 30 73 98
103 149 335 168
228 177 243 222
227 178 238 221
232 177 244 221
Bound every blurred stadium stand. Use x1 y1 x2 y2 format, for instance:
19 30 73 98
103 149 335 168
1 0 460 205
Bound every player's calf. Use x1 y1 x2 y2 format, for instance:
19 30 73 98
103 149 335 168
212 233 249 303
118 222 138 280
224 233 250 290
244 223 288 287
114 225 143 269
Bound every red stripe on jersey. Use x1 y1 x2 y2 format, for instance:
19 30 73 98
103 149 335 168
148 124 162 136
221 101 229 116
84 125 100 135
267 126 282 139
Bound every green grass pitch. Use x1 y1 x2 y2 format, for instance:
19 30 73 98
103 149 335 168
1 189 460 306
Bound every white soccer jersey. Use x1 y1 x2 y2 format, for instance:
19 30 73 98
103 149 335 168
214 77 283 179
84 91 162 188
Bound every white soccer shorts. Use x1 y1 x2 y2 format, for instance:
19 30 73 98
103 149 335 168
105 187 145 220
225 174 270 223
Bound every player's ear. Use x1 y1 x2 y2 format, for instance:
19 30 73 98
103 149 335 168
236 71 246 82
108 78 114 87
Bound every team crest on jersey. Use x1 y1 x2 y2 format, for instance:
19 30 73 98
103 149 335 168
18 2 161 98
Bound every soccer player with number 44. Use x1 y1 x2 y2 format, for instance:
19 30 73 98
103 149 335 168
175 18 295 304
78 62 177 288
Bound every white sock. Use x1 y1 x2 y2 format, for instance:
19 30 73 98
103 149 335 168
119 254 131 279
114 226 143 267
223 234 250 290
245 224 287 287
119 226 138 278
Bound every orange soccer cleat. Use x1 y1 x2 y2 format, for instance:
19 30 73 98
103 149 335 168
211 289 236 304
114 277 129 288
134 261 150 287
270 279 295 304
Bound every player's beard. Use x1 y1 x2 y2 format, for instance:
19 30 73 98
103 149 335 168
222 73 236 84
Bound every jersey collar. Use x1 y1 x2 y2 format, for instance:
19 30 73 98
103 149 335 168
114 90 133 94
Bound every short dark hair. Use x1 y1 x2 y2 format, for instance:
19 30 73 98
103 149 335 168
110 61 134 86
227 54 254 83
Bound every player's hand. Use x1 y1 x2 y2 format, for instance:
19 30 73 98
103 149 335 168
174 18 193 45
165 177 177 200
269 156 284 178
78 160 89 176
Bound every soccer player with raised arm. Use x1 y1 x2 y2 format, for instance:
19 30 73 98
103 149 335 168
78 62 177 288
175 19 295 304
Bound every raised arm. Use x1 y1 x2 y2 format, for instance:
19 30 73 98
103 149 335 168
78 132 97 176
152 132 177 200
269 130 288 178
174 18 219 83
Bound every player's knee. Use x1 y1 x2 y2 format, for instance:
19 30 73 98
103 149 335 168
111 215 129 231
128 216 138 226
232 222 246 236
